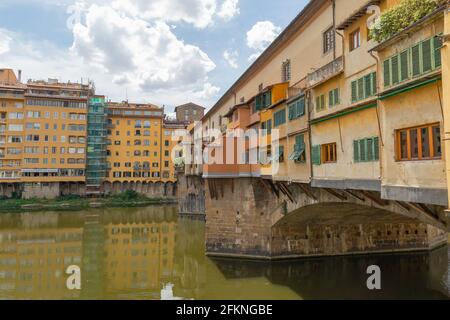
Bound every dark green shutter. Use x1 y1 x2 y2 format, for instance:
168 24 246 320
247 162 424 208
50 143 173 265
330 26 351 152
335 88 340 104
329 90 334 107
312 145 321 165
320 95 325 110
434 36 442 68
374 137 380 160
400 50 409 81
412 44 421 76
316 96 320 112
383 59 391 87
364 74 372 98
351 81 357 103
359 139 366 162
357 78 364 100
288 104 294 120
367 138 374 161
422 39 432 73
391 55 399 84
299 97 305 116
371 73 377 95
353 140 359 162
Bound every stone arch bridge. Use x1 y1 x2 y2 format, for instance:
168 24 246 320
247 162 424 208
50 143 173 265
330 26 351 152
204 178 449 260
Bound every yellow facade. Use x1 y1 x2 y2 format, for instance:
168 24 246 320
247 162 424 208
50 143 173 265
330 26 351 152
21 81 90 183
201 0 449 209
0 70 25 182
106 102 164 183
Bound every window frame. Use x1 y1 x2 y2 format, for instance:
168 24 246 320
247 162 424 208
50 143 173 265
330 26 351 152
321 143 337 163
350 28 361 51
323 27 335 55
395 123 441 161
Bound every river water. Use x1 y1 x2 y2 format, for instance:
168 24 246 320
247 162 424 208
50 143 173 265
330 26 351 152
0 205 448 300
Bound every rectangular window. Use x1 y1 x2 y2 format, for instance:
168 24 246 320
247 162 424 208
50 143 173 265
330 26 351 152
350 28 361 51
321 143 337 163
323 27 335 54
351 72 376 103
328 88 340 107
282 60 291 82
288 96 305 120
289 134 306 163
383 35 442 88
396 123 441 161
354 137 380 162
315 94 326 112
273 108 286 127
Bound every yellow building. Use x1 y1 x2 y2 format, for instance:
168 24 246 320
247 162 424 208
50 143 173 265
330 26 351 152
103 220 176 297
105 102 164 184
0 69 26 193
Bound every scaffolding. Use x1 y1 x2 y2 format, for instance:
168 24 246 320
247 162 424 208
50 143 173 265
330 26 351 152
86 96 107 195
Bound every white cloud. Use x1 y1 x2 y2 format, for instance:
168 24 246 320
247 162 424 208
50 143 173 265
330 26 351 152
0 29 12 55
71 4 219 100
112 0 217 29
223 49 238 69
246 21 281 61
217 0 240 21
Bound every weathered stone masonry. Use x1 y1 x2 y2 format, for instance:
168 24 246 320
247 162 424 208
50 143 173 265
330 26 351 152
205 178 448 259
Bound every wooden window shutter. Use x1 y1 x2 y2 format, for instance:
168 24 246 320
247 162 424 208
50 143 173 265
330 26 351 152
400 50 409 81
312 145 321 165
359 139 367 162
316 96 320 112
371 73 377 95
364 74 372 98
367 138 374 160
329 90 334 107
422 39 432 73
320 94 325 110
391 55 399 85
374 137 380 160
412 44 421 76
434 36 442 68
351 81 357 103
383 59 391 87
353 140 360 162
357 78 364 100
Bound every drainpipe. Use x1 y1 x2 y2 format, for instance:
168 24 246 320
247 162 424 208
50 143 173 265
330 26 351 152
442 6 450 226
332 0 337 60
369 50 384 183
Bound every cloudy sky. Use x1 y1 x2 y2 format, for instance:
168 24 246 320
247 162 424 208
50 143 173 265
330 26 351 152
0 0 308 112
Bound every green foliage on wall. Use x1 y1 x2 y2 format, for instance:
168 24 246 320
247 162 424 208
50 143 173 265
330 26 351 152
370 0 443 43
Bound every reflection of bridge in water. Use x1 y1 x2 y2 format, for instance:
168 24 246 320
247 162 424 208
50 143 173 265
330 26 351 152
0 209 448 300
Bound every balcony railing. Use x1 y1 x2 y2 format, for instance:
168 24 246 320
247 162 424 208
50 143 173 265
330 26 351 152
307 56 344 88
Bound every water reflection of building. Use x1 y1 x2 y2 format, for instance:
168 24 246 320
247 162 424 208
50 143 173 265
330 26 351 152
0 227 83 300
103 218 176 299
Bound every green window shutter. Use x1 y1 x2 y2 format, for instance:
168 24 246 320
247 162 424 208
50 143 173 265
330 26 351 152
351 81 357 103
391 55 399 84
320 95 325 110
367 138 374 161
400 50 409 81
374 137 380 161
296 134 304 148
364 74 372 98
316 96 320 112
359 139 367 162
328 90 334 107
299 98 305 116
422 39 432 73
335 88 340 105
383 59 391 87
353 140 360 162
312 145 321 165
434 36 442 68
256 95 262 110
288 104 294 120
357 78 364 100
412 44 421 76
371 73 377 95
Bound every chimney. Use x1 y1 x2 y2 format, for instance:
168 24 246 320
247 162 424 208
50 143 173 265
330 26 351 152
18 70 22 83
